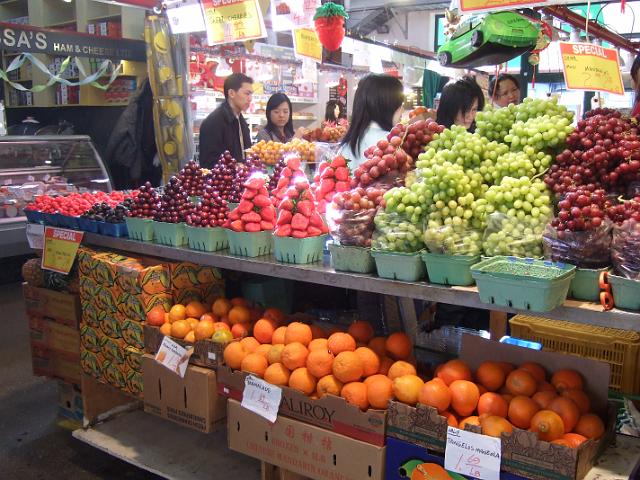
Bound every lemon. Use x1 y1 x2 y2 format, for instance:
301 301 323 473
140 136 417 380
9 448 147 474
212 330 233 344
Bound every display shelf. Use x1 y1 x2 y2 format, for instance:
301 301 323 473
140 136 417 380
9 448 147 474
82 233 640 332
73 410 260 480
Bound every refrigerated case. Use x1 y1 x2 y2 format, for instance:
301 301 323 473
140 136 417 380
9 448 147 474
0 135 112 257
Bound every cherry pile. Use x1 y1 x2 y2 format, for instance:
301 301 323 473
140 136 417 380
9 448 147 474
209 151 238 202
268 156 286 192
185 187 228 228
82 200 133 223
177 160 205 197
154 176 193 223
129 183 160 219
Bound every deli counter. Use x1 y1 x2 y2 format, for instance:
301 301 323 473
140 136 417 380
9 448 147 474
0 135 112 257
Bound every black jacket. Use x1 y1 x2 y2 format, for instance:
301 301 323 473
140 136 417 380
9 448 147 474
198 100 251 168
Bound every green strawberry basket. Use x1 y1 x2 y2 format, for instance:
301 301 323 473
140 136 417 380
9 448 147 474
422 252 480 286
227 230 273 257
609 274 640 311
274 235 327 264
152 221 187 247
125 217 154 242
568 266 610 302
328 242 375 273
186 225 228 252
371 250 426 282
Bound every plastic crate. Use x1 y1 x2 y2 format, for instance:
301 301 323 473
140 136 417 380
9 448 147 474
610 274 640 311
58 214 80 230
227 230 272 257
274 235 326 264
371 250 426 282
77 217 100 233
43 213 60 226
471 257 575 312
510 315 640 394
98 222 129 237
328 242 375 273
242 277 293 313
186 225 228 252
569 267 610 302
25 210 44 224
152 221 187 247
125 217 154 241
422 252 480 286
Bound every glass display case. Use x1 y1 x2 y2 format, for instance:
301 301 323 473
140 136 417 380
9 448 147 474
0 135 112 257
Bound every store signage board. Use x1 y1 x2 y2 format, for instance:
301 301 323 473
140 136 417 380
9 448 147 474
155 336 193 378
560 42 625 96
293 28 322 63
167 0 207 34
444 426 501 480
271 0 320 32
202 0 267 46
0 22 145 61
452 0 586 13
41 227 83 274
241 374 282 423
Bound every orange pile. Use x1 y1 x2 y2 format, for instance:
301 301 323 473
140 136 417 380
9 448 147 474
223 319 415 412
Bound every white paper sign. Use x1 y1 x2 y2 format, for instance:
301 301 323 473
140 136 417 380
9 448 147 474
26 223 44 249
241 375 282 423
271 0 320 31
444 426 501 480
155 336 193 378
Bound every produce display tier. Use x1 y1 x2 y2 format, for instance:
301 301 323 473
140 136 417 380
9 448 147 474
83 233 640 332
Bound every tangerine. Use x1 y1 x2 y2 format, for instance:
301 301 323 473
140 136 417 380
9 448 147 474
355 347 380 377
272 326 287 344
562 432 588 448
530 410 565 441
185 301 207 319
317 374 344 397
549 396 581 433
231 323 250 339
281 342 309 370
228 306 251 325
332 351 364 383
289 367 317 396
505 369 537 397
253 318 277 344
478 392 509 418
368 337 387 357
532 390 558 409
387 360 417 380
169 304 186 323
223 342 247 369
508 396 540 429
551 369 584 392
476 361 506 392
212 298 232 317
160 322 172 336
519 362 547 384
285 322 313 346
481 416 514 438
241 353 268 378
264 363 290 386
308 338 329 352
327 332 356 354
574 414 605 440
418 379 452 413
449 380 480 417
306 349 334 378
393 375 424 406
385 332 412 360
348 321 375 344
459 416 481 430
437 359 473 386
561 389 591 415
195 320 216 340
366 375 394 409
170 320 190 339
267 344 285 365
341 382 369 411
240 336 260 353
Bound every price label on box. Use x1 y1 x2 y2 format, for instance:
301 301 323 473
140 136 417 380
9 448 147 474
241 375 282 423
444 426 501 480
41 227 83 274
155 336 193 378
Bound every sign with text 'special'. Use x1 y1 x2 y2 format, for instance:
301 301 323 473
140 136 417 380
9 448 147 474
560 42 624 96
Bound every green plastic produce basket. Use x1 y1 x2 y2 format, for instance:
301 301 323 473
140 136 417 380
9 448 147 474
125 217 154 241
274 235 326 264
422 252 480 286
227 230 272 257
152 221 187 247
228 202 239 212
186 225 228 252
371 250 426 282
609 274 640 311
568 267 610 302
328 242 375 273
471 257 576 312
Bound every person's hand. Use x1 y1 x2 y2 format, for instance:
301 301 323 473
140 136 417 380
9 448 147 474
294 126 306 139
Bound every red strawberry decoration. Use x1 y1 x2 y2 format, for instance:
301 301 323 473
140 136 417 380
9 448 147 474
274 177 329 238
313 2 349 52
226 174 276 233
311 155 351 214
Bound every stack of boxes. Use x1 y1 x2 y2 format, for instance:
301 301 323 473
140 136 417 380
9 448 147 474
104 78 137 105
86 21 122 38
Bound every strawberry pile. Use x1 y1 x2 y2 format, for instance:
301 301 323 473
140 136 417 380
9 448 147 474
26 191 133 216
312 155 351 213
270 155 308 207
275 178 329 238
227 175 276 233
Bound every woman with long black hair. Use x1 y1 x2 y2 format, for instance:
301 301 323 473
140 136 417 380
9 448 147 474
436 75 485 132
631 56 640 116
256 92 303 143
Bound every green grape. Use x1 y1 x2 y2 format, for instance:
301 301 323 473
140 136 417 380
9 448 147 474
373 210 425 252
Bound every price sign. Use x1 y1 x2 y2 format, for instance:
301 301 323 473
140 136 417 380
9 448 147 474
41 227 83 274
271 0 319 31
444 426 501 480
560 42 624 96
201 0 267 46
241 375 282 423
293 28 322 63
155 336 193 377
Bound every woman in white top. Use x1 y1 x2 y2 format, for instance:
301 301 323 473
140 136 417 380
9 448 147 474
340 74 405 171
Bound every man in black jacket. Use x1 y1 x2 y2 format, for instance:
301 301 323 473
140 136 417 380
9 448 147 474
198 73 253 168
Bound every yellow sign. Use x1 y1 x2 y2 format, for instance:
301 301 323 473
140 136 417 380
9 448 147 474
560 42 624 96
42 227 84 274
202 0 267 46
459 0 543 13
293 28 323 63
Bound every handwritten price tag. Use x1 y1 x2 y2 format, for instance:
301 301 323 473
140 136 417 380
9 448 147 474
444 426 501 480
41 227 83 274
241 375 282 423
560 42 624 95
26 223 45 249
155 336 193 378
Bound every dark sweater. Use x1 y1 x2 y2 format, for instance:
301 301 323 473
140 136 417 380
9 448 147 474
198 100 251 167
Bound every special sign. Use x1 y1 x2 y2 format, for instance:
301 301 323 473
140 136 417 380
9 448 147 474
201 0 267 46
0 22 146 61
560 42 625 96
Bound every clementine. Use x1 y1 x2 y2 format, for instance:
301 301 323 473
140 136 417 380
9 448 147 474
253 318 277 344
341 382 369 411
366 375 394 409
306 349 334 378
355 347 380 377
308 338 329 352
551 369 584 392
284 322 313 346
481 416 514 438
332 351 364 383
508 395 540 429
449 380 480 417
392 374 424 406
530 410 565 441
327 332 357 354
549 396 581 432
385 332 412 360
281 342 309 370
317 374 344 397
477 392 509 418
348 321 375 344
272 326 287 344
267 344 285 365
240 336 260 353
241 353 268 378
574 414 605 439
418 379 452 413
264 363 290 386
475 361 506 392
437 359 473 386
289 367 317 396
387 360 417 380
505 369 537 397
223 342 247 369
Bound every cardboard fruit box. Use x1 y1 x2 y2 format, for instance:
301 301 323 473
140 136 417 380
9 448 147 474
386 335 615 480
228 399 386 480
218 365 386 447
142 354 226 433
143 324 228 369
23 284 81 328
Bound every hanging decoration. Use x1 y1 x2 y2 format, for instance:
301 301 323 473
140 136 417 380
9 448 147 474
528 20 553 88
443 9 462 37
313 2 349 52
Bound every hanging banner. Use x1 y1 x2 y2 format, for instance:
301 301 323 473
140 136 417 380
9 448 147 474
167 0 207 34
293 28 322 63
454 0 597 14
41 227 83 274
271 0 320 32
560 42 624 96
0 22 145 61
202 0 267 46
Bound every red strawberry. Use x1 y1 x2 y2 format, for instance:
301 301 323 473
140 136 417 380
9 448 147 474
253 195 271 207
244 189 256 199
275 225 292 237
230 220 243 232
277 210 293 226
335 167 349 181
241 212 261 223
260 221 274 230
229 210 240 221
288 157 301 171
335 181 350 192
321 167 335 179
309 212 324 228
279 199 295 211
260 207 275 222
318 162 329 174
324 192 334 201
291 213 309 230
292 229 308 238
277 177 289 189
245 222 261 232
307 226 323 237
297 200 313 217
320 179 335 194
258 187 269 196
331 156 347 168
245 177 264 190
282 167 293 178
238 200 254 213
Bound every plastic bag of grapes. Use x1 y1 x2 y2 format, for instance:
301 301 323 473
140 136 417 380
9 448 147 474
423 223 482 256
612 219 640 279
372 210 425 253
543 220 613 269
326 203 377 248
482 213 547 258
